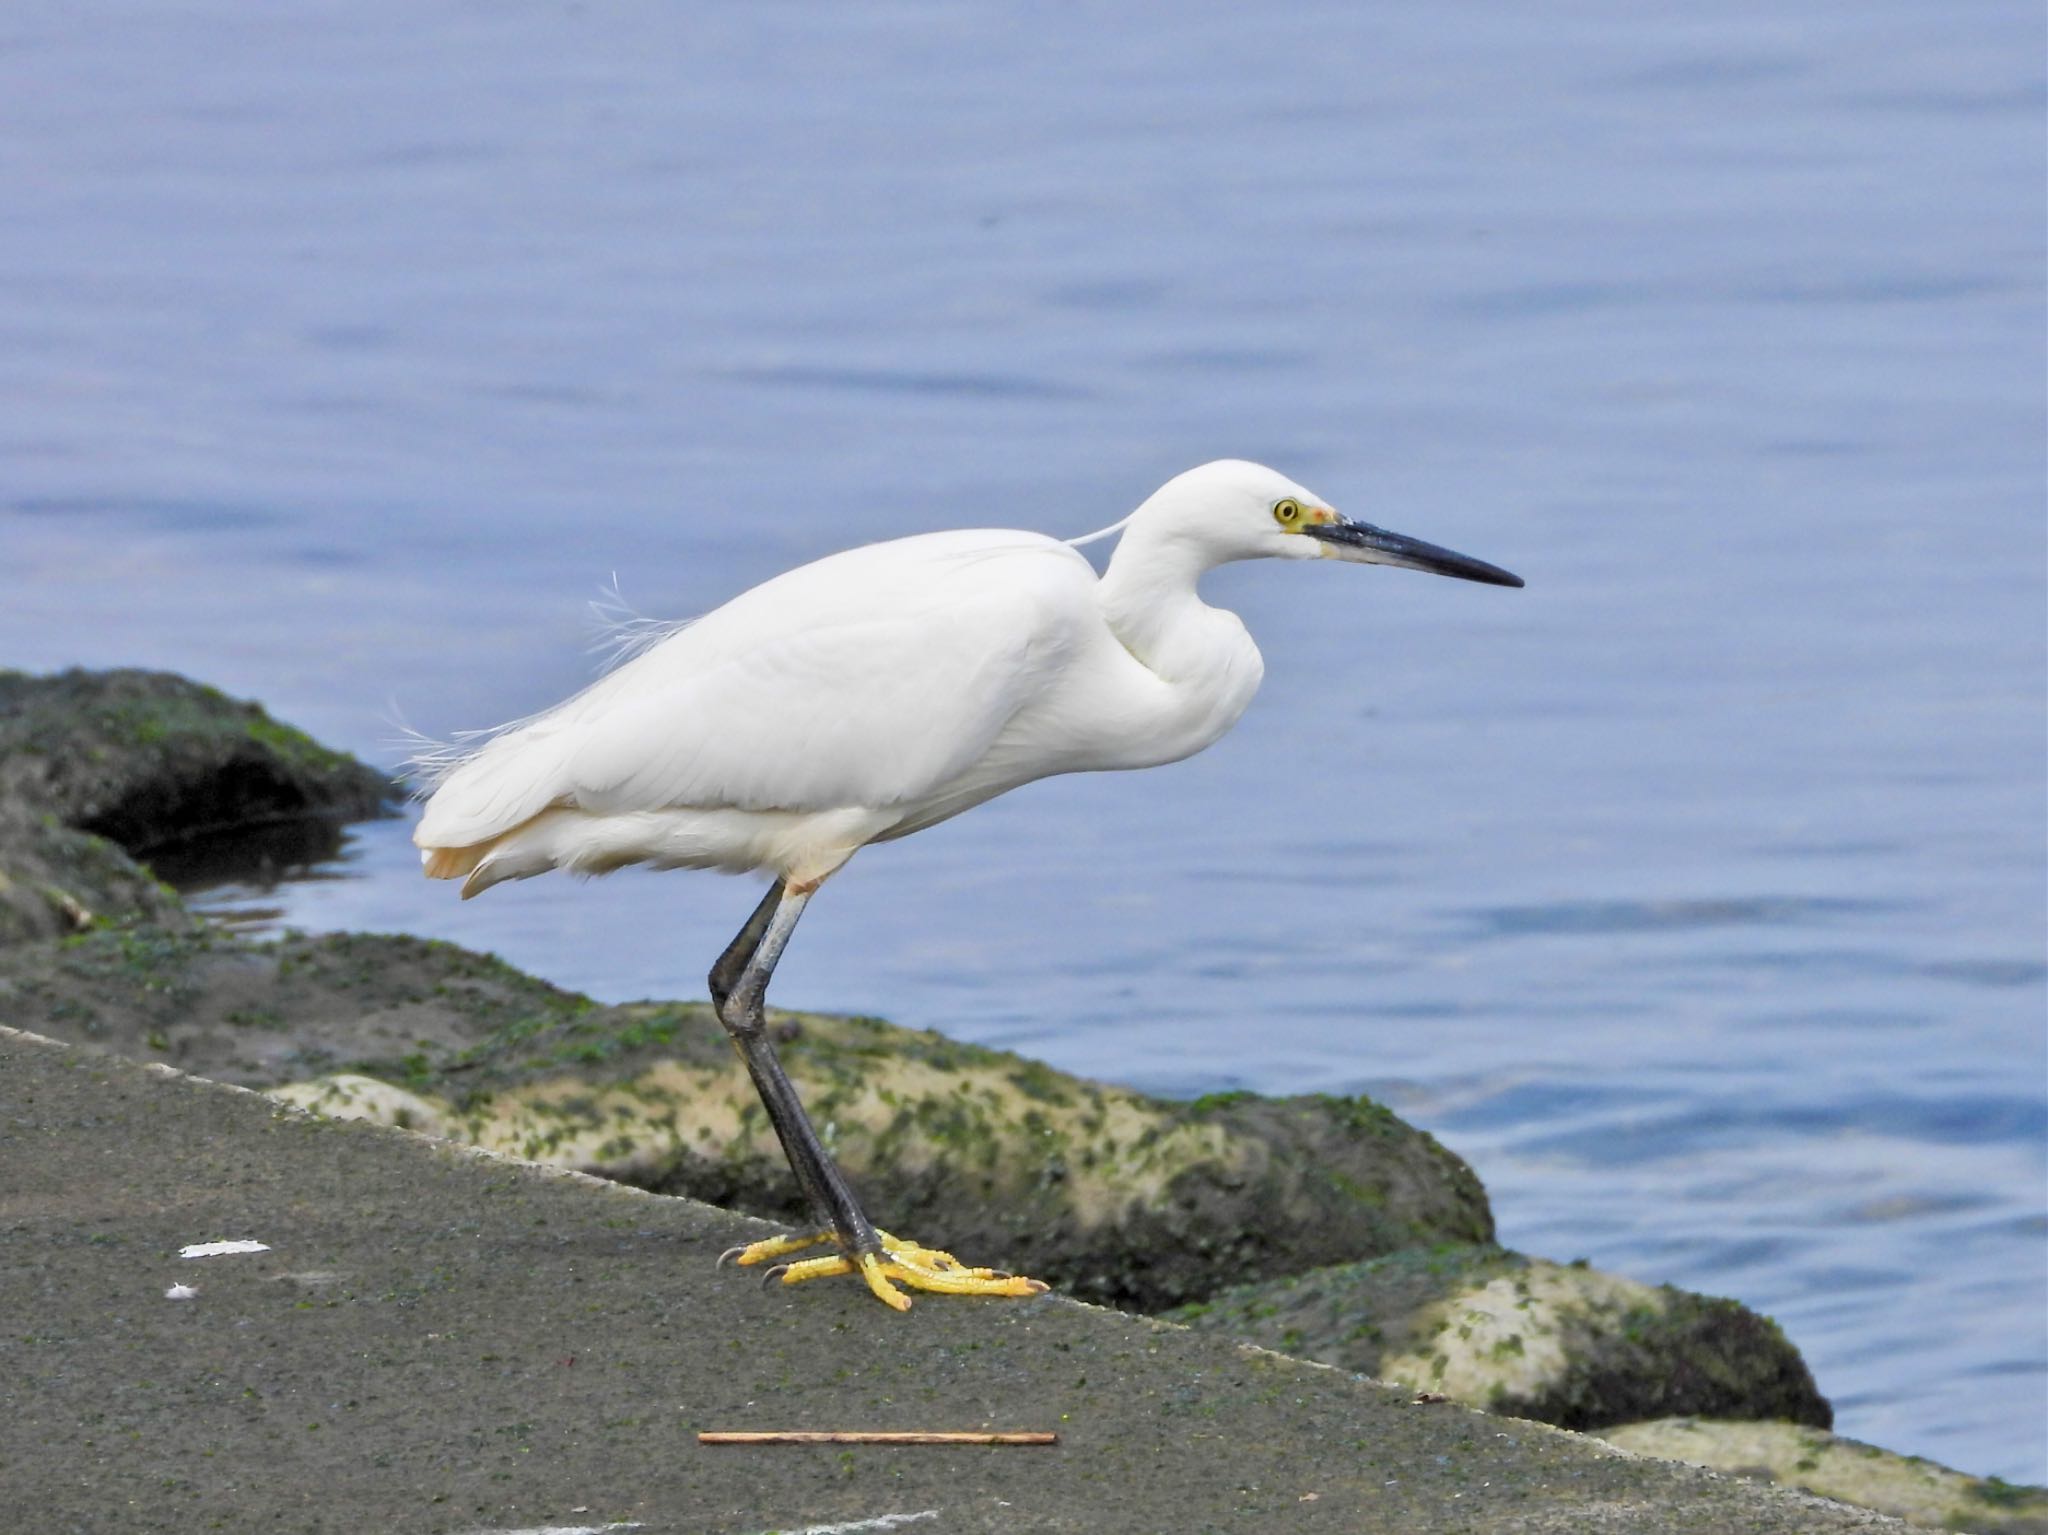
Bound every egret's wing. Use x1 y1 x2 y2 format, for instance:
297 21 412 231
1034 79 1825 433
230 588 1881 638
416 533 1091 848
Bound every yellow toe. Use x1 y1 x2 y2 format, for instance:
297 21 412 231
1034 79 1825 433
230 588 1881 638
856 1251 915 1311
725 1227 1050 1310
720 1230 835 1268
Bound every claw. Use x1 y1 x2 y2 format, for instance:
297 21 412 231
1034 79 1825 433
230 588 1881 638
716 1245 749 1268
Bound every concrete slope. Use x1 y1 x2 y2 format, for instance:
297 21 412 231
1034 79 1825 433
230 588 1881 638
1 1028 1898 1535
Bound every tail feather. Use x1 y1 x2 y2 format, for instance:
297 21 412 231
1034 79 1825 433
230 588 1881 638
421 845 486 882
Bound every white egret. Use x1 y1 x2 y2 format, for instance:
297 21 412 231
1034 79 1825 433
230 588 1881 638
414 460 1522 1310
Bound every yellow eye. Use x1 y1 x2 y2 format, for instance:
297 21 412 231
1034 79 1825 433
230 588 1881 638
1274 498 1302 526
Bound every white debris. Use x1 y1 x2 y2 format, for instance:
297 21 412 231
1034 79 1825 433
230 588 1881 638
179 1240 270 1258
164 1283 198 1300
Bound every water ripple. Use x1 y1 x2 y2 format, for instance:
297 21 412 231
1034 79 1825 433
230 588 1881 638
721 364 1090 402
1459 895 1900 940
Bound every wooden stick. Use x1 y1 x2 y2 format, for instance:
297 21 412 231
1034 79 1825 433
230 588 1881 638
697 1430 1057 1447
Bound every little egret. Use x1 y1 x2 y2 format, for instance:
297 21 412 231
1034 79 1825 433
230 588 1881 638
414 459 1522 1310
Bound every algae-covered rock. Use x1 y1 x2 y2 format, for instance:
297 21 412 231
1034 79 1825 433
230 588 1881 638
1166 1242 1830 1432
1599 1418 2048 1534
5 921 1493 1310
286 1011 1492 1311
267 1071 451 1136
0 797 186 948
0 667 396 945
0 666 395 845
0 924 584 1080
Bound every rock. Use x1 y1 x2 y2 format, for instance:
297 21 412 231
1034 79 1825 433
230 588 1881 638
0 925 571 1081
0 667 395 843
0 797 185 948
268 1072 450 1136
1599 1419 2048 1534
1166 1242 1831 1432
0 667 396 945
5 923 1494 1311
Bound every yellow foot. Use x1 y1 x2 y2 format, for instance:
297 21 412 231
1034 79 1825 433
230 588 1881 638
719 1228 1050 1311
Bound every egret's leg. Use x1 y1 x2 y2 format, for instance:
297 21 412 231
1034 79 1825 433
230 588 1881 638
709 882 883 1262
707 878 785 1011
708 881 1048 1310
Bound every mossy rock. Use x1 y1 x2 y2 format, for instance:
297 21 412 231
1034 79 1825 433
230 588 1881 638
1599 1418 2048 1534
0 666 395 849
4 918 1492 1311
1166 1243 1830 1432
0 667 396 945
272 990 1494 1311
0 798 187 948
0 925 587 1079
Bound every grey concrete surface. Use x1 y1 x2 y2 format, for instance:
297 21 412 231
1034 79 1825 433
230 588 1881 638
1 1027 1902 1534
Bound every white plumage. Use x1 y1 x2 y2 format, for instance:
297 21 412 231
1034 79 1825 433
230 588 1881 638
414 459 1519 899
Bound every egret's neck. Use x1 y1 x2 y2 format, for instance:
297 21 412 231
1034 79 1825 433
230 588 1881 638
1096 520 1241 680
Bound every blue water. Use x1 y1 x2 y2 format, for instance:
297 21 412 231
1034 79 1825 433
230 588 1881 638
2 0 2042 1482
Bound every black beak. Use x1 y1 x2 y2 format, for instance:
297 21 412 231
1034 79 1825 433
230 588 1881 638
1303 518 1524 588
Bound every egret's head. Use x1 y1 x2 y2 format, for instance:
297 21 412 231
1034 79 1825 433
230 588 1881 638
1143 459 1523 587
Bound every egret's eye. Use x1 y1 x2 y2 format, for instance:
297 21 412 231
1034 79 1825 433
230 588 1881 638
1274 499 1302 526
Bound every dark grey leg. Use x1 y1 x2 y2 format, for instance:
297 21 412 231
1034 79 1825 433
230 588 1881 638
708 882 882 1260
708 878 784 1010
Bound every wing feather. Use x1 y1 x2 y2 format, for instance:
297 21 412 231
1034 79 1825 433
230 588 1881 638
415 531 1093 852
